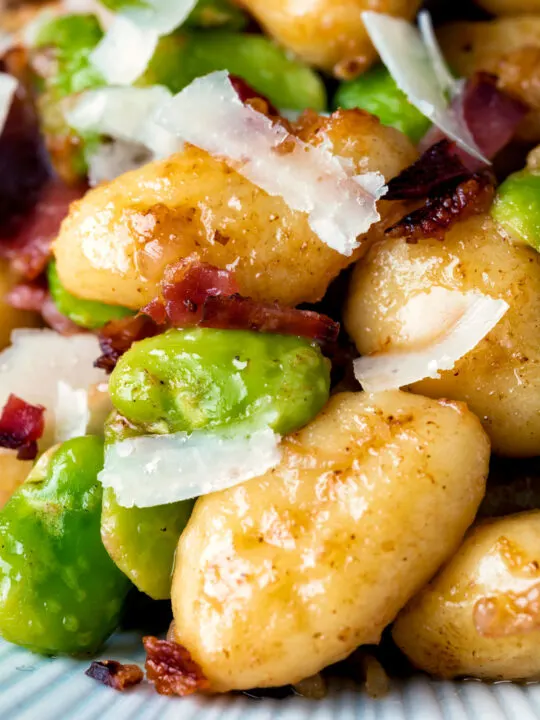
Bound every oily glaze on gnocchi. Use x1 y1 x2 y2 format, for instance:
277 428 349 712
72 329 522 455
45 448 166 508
53 110 415 310
393 511 540 680
171 391 489 692
236 0 421 78
344 214 540 457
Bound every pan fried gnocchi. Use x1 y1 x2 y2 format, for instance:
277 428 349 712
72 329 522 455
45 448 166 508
3 0 540 704
393 512 540 680
171 391 489 691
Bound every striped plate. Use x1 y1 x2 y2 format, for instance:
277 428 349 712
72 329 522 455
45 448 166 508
1 633 540 719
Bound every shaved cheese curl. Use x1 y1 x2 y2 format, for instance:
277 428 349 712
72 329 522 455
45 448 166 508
99 427 281 508
0 73 17 136
89 17 159 86
362 12 487 165
354 290 509 392
156 71 386 257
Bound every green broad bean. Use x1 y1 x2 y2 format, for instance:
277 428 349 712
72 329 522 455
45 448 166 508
48 261 134 329
492 170 540 251
101 488 194 599
33 14 105 182
334 66 431 144
0 437 130 655
141 31 327 111
109 328 330 436
34 15 105 99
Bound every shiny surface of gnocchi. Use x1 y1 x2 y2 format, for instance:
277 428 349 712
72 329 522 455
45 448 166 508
171 390 489 692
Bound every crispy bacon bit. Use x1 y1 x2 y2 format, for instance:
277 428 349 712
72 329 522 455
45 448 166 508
386 173 495 242
0 48 51 237
142 257 240 327
6 280 82 335
85 660 144 691
202 295 340 343
420 72 528 170
95 315 159 372
0 181 85 280
385 140 469 200
0 394 45 460
229 75 279 117
143 636 209 697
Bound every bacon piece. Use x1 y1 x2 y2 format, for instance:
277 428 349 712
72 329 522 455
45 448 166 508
0 181 86 280
85 660 144 691
385 140 469 201
420 72 528 170
0 394 45 460
201 295 340 343
143 257 240 327
386 173 495 242
460 72 528 164
6 280 82 335
0 48 51 237
143 636 209 697
229 75 279 117
95 315 159 373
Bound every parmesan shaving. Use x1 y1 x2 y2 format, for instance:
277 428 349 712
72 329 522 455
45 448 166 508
0 330 108 448
362 11 487 163
89 16 159 86
89 0 197 84
0 73 17 136
54 381 90 443
99 427 282 508
66 85 180 171
353 290 509 392
156 71 386 256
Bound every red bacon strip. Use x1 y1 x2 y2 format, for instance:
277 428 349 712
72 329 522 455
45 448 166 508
386 173 495 242
143 636 209 697
202 295 340 343
0 394 45 460
419 72 528 170
143 257 240 326
385 140 469 200
98 259 340 371
95 314 160 372
0 181 85 280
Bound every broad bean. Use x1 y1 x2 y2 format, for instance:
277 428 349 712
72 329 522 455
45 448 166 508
0 437 130 655
334 66 430 143
48 261 133 329
109 328 330 435
492 170 540 250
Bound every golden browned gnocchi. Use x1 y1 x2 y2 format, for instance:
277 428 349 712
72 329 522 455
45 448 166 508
344 214 540 457
0 450 32 509
171 390 489 692
236 0 421 78
393 511 540 680
53 110 416 309
438 17 540 142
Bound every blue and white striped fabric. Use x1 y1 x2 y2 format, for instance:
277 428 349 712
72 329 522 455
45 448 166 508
1 633 540 720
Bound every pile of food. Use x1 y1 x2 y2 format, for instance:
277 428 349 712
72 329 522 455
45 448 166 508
1 0 540 700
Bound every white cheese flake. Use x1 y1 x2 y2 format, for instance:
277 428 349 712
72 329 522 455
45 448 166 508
89 16 159 86
353 290 509 392
156 71 386 256
99 427 282 507
0 330 108 448
362 11 487 163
